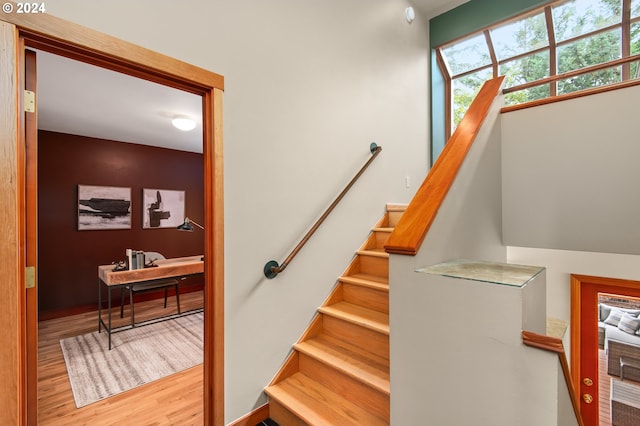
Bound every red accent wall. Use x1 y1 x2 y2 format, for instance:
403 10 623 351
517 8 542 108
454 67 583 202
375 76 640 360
38 130 204 315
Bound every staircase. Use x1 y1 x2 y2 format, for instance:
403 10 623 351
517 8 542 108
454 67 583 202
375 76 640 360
264 204 405 425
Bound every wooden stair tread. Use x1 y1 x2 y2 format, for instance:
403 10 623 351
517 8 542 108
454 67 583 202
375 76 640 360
319 301 389 335
372 227 393 233
265 372 388 426
267 205 396 424
295 335 389 394
339 274 389 291
356 248 389 258
386 203 407 212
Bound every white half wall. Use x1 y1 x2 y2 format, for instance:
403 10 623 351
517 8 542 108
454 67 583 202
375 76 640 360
390 94 507 423
45 1 431 422
391 261 563 425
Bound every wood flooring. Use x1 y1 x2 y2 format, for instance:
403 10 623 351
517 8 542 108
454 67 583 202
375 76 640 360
37 291 618 425
38 291 204 425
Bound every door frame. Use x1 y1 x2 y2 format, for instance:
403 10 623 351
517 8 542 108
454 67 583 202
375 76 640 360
0 11 224 426
571 274 640 425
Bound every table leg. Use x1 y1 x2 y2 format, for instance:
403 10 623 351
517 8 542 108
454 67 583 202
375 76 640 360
108 286 112 350
130 287 135 327
98 278 102 333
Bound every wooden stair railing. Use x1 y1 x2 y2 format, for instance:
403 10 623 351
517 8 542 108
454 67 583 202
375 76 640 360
264 204 405 425
264 142 382 278
384 76 505 256
522 331 585 426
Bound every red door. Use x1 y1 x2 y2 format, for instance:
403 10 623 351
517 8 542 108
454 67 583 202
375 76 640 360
578 281 600 425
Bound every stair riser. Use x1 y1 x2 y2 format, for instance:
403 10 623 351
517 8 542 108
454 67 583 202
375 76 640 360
322 315 389 360
294 337 390 387
374 230 391 249
362 232 392 251
269 399 308 426
342 283 388 314
387 210 403 227
264 205 404 426
298 354 390 422
358 255 388 278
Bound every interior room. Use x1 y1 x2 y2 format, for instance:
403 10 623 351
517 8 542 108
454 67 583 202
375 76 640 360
34 50 207 420
36 51 205 319
2 0 640 425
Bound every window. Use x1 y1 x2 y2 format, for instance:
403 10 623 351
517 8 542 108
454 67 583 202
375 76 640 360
552 0 621 42
632 20 640 77
437 0 640 134
441 33 492 75
452 68 493 124
490 13 549 59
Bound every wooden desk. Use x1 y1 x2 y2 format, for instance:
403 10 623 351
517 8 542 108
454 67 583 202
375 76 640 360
98 255 204 349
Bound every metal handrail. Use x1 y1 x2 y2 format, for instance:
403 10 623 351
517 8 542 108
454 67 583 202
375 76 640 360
264 142 382 279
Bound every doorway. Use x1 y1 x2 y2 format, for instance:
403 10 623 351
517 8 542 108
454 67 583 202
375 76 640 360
33 49 206 421
0 13 224 426
571 274 640 426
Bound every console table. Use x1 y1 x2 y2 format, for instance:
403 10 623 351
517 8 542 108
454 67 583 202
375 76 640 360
98 255 204 349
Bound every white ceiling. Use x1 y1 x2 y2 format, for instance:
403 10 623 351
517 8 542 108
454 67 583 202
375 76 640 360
34 1 467 154
36 50 204 154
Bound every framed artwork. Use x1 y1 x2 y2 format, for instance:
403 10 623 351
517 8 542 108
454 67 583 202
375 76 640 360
143 188 185 229
78 185 132 230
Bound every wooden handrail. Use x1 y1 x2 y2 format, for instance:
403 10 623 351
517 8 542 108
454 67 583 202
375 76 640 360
384 76 505 255
264 143 382 278
522 331 585 426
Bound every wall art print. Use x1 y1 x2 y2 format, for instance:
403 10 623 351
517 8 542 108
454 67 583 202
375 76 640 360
143 188 185 229
78 185 132 230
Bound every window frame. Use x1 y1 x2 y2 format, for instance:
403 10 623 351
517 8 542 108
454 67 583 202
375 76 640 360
436 0 640 138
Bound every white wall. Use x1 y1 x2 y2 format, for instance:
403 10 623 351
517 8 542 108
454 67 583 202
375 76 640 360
502 85 640 357
502 85 640 255
45 1 430 422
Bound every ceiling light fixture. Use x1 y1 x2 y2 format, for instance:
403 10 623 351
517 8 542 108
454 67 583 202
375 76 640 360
171 115 197 131
405 7 415 24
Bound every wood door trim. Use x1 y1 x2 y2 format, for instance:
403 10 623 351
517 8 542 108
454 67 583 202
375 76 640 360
0 12 225 426
570 275 584 401
24 48 38 426
571 274 640 384
0 19 23 426
570 274 640 426
0 7 223 93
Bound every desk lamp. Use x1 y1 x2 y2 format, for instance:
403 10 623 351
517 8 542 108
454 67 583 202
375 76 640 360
177 218 205 261
177 217 204 232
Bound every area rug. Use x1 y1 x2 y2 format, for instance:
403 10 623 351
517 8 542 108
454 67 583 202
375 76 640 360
60 311 203 408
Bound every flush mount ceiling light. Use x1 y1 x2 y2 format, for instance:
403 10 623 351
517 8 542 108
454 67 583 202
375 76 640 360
171 115 197 131
405 6 415 24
